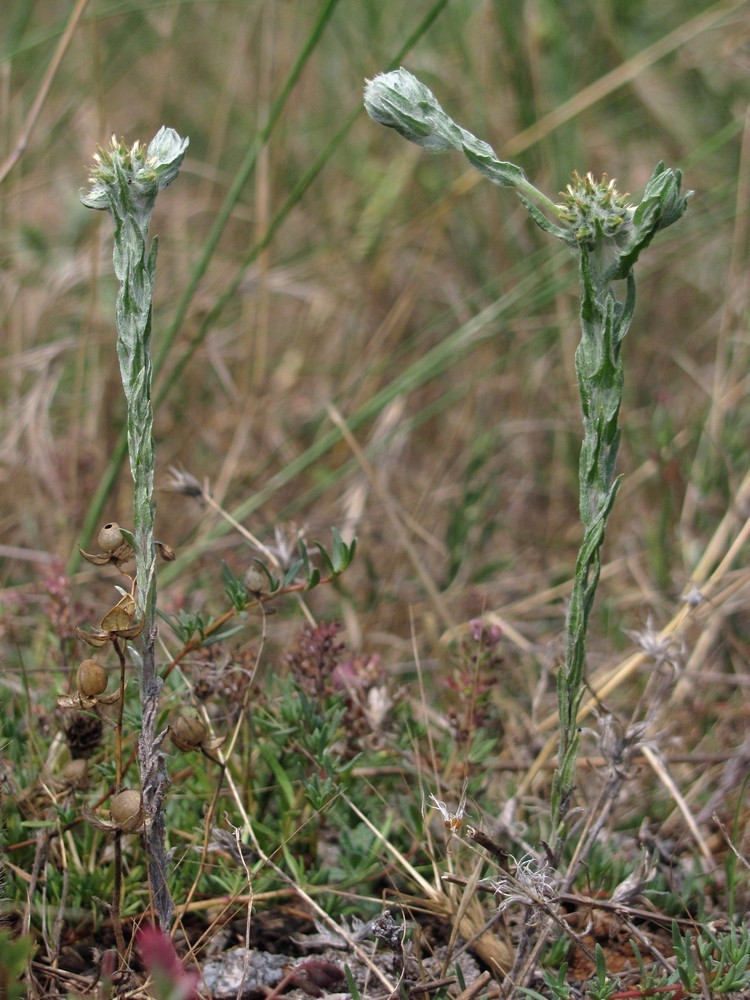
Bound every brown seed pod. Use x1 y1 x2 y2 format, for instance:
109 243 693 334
110 789 144 832
98 522 124 553
77 659 108 697
244 563 270 596
100 592 137 632
169 712 208 751
61 758 89 788
155 540 176 561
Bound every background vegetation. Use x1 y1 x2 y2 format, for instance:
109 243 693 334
1 1 749 997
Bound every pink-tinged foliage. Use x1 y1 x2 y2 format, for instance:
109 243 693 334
136 925 201 999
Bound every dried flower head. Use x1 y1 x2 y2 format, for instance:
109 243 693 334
168 710 225 755
154 540 176 561
58 658 120 710
624 616 683 670
79 521 135 574
63 712 104 758
79 522 174 573
165 465 205 500
110 788 144 832
98 522 125 553
596 709 648 779
75 591 144 648
61 758 89 789
244 562 272 597
76 659 108 697
83 788 144 833
490 853 558 921
428 780 468 846
287 622 346 698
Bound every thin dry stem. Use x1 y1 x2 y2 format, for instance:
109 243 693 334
328 402 456 631
640 744 713 863
0 0 92 185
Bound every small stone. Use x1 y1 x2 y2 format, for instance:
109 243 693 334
200 947 286 999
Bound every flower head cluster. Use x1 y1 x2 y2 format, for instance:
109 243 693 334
364 69 689 276
80 126 188 216
558 171 634 249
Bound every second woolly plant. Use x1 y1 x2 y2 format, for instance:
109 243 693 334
364 67 690 849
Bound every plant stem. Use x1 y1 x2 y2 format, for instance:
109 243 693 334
364 69 690 853
113 637 127 817
549 259 634 851
112 832 126 960
81 129 188 926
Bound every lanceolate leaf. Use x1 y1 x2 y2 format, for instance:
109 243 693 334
330 527 349 574
282 558 304 588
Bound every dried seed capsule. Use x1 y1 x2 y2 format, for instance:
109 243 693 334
110 789 144 832
77 659 108 697
155 540 176 561
97 522 124 553
169 712 207 751
61 758 89 788
244 563 270 595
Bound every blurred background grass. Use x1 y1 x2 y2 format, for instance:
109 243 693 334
1 0 748 665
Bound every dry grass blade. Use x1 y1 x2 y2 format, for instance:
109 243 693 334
345 796 513 974
0 0 92 185
640 744 713 863
327 402 455 631
488 0 747 159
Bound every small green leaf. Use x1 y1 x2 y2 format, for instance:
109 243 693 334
314 542 335 576
221 560 249 610
330 527 349 573
119 527 136 547
595 943 607 983
249 559 279 594
462 142 527 188
344 964 361 1000
298 538 311 579
204 624 247 646
0 930 36 1000
258 744 296 809
281 558 304 588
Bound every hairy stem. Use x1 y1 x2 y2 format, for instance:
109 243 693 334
81 129 188 926
549 260 634 850
364 69 689 853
